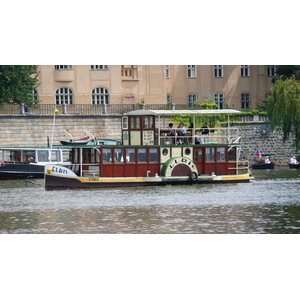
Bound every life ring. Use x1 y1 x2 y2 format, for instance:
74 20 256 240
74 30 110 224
0 160 6 166
190 171 198 181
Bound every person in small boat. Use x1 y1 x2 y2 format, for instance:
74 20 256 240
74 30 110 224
264 156 271 164
167 123 175 136
290 156 297 164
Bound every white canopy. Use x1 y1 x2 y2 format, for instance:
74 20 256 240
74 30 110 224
124 109 242 116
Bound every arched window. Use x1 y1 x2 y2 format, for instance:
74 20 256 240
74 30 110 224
92 87 109 105
56 87 73 104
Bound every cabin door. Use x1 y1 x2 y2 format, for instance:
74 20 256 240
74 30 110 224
130 131 141 145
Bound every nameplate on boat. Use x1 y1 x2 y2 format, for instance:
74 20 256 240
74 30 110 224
161 157 198 177
46 165 77 177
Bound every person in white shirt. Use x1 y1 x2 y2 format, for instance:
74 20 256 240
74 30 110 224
290 156 297 164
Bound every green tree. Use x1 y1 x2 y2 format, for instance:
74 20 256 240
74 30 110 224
272 65 300 83
267 75 300 150
0 65 39 106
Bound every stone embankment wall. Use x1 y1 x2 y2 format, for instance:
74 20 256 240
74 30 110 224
234 122 295 166
0 115 121 147
0 115 296 166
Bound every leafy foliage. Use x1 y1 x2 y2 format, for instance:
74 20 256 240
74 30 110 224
272 65 299 83
267 76 300 150
0 65 39 106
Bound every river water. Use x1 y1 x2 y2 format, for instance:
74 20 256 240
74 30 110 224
1 167 300 234
2 168 300 300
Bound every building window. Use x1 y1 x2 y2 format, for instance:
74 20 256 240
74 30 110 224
267 65 276 76
241 93 250 110
167 94 172 105
214 65 223 78
188 94 198 105
166 65 170 78
241 65 250 77
187 65 197 78
214 93 224 109
56 87 73 105
92 87 109 105
32 89 38 103
91 65 108 70
54 65 72 70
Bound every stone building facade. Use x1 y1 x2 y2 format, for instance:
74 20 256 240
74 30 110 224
36 65 276 110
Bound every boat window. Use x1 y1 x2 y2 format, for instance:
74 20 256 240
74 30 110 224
143 116 153 129
62 150 70 162
73 149 79 163
149 148 158 162
130 116 140 129
83 148 90 163
24 151 36 162
114 148 124 163
195 149 203 162
228 147 236 161
8 150 21 162
51 150 60 162
206 147 215 162
138 148 147 162
103 149 112 163
37 150 49 162
95 149 100 163
217 147 226 161
122 116 128 129
126 148 136 162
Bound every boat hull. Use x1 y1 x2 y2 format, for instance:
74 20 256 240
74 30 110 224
289 163 300 169
45 172 253 190
252 162 275 169
0 164 44 180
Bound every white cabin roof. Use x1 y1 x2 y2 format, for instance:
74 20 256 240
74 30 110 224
124 109 242 116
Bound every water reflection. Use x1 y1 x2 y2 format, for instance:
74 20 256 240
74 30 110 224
1 167 300 234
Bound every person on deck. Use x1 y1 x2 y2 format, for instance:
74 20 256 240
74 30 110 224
177 123 187 136
201 122 209 135
167 123 175 136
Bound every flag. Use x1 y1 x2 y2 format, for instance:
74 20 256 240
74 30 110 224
255 150 262 158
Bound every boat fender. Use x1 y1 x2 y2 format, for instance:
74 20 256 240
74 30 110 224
0 160 6 166
190 171 198 181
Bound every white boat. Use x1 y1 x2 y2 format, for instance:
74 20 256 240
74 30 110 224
0 146 70 180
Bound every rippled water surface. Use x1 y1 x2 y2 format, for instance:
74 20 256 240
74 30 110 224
1 167 300 234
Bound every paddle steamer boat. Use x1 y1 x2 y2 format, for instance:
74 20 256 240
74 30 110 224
44 109 254 189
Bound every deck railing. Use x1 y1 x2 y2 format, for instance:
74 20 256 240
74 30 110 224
158 127 241 145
